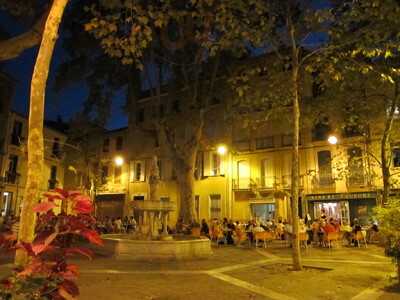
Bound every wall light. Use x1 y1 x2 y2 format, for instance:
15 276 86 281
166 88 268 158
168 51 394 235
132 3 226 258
114 156 124 166
217 145 227 155
328 135 338 145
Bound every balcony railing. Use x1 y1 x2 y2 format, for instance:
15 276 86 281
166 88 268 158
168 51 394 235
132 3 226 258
48 179 58 190
4 172 20 184
233 176 303 190
282 175 304 189
311 173 335 189
232 177 256 190
347 172 367 187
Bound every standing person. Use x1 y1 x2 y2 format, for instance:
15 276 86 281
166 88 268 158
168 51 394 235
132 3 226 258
200 219 209 237
226 220 236 245
129 216 137 232
114 217 122 233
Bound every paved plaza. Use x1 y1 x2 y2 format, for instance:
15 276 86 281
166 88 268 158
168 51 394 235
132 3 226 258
1 244 399 299
65 244 400 299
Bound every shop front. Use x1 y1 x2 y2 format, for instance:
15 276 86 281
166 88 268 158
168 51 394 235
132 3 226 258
306 192 377 225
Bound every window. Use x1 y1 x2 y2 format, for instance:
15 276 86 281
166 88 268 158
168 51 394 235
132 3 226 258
236 160 250 189
211 153 221 176
343 124 363 138
160 197 170 203
116 136 123 151
256 136 274 149
312 72 324 98
52 137 60 157
282 134 293 146
49 166 57 189
317 151 333 185
130 160 145 182
136 108 145 124
11 121 23 146
114 166 121 184
101 165 108 184
7 155 18 184
157 159 163 180
260 159 274 188
348 147 364 185
233 139 250 152
393 148 400 167
172 100 181 113
312 121 331 141
103 138 110 152
210 194 221 219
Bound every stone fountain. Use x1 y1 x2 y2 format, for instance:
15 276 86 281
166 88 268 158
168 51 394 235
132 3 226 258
102 156 212 260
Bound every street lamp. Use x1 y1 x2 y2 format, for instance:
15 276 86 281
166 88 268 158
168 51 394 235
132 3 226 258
328 135 338 145
217 144 227 155
114 156 124 166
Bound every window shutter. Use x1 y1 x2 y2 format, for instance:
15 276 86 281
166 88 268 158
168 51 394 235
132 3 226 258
130 161 135 182
140 160 145 182
203 151 211 176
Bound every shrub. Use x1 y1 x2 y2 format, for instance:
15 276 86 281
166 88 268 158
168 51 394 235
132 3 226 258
0 189 103 299
374 197 400 285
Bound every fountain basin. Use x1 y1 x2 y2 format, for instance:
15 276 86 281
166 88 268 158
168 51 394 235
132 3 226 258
102 234 212 261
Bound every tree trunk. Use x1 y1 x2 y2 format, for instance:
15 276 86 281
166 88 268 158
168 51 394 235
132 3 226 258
15 0 69 266
381 82 399 205
176 153 196 224
289 19 302 271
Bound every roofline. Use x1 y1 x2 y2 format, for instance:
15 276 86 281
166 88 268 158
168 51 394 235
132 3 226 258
10 111 67 136
106 126 128 134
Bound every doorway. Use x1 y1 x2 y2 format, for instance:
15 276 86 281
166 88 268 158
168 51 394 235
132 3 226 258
313 201 350 224
250 203 275 222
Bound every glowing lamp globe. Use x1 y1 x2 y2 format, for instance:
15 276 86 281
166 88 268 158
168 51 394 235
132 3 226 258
217 145 227 155
114 156 124 166
328 135 338 145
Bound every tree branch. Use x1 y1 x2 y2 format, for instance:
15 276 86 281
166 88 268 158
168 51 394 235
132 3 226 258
0 7 49 61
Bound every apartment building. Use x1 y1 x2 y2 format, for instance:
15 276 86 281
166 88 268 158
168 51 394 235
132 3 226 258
90 68 400 226
0 111 67 217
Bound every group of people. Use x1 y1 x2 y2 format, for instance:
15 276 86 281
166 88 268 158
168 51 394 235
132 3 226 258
179 215 380 248
95 216 137 234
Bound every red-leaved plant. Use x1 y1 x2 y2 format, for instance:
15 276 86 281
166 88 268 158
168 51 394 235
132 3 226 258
0 189 103 300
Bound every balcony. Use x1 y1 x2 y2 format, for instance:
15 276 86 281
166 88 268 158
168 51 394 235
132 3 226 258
10 135 23 147
311 173 335 189
232 177 257 190
4 172 20 184
282 175 304 189
48 179 59 190
132 200 176 212
347 172 367 187
232 176 277 190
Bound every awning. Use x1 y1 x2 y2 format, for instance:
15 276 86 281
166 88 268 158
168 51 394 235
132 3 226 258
306 192 377 202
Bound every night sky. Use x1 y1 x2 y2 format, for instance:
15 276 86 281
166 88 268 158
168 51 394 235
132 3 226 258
1 0 329 131
0 11 128 130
